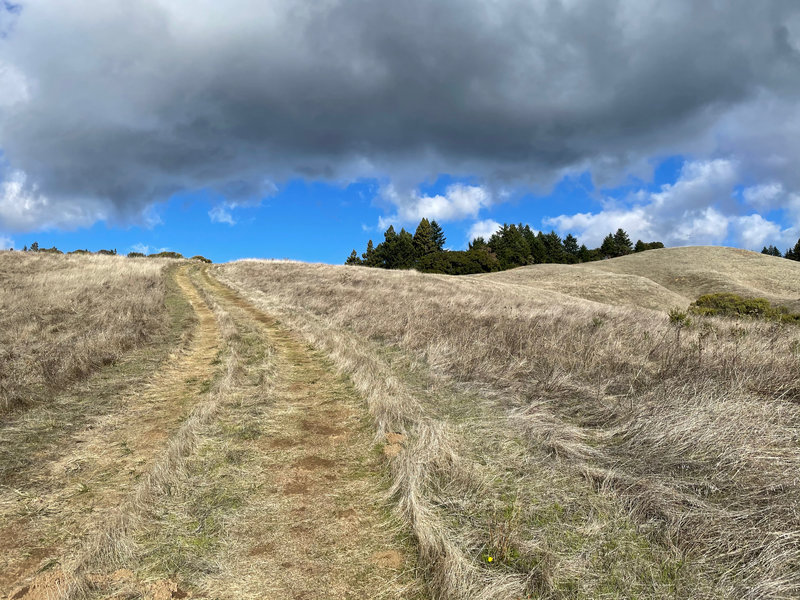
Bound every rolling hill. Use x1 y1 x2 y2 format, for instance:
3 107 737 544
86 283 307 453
479 246 800 311
2 246 799 600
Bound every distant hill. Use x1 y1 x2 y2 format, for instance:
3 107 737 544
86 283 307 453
478 246 800 312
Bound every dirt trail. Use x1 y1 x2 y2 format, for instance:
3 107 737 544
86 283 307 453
2 266 221 597
3 266 417 599
192 269 415 599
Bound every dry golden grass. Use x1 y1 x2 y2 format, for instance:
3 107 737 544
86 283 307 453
0 251 172 412
3 263 420 600
579 246 800 310
217 246 800 599
481 246 800 312
0 264 218 598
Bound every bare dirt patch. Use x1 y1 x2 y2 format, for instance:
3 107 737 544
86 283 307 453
371 550 404 570
293 455 337 469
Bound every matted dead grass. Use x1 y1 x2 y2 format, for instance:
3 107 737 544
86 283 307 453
0 251 172 413
217 246 800 599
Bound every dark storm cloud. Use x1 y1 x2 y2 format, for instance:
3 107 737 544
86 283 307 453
1 0 799 229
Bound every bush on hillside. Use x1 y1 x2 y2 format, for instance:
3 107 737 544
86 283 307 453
148 251 184 259
127 252 146 258
689 293 800 324
191 255 212 263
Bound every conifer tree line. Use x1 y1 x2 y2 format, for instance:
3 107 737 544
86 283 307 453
346 218 664 275
761 238 800 261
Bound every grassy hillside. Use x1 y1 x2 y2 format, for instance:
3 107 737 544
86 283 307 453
480 246 800 312
218 246 800 599
1 259 418 600
0 251 175 413
3 247 798 599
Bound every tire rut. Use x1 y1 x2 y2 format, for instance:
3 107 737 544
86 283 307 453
3 265 222 599
191 268 417 599
4 265 418 600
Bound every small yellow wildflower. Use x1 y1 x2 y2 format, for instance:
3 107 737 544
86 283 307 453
487 556 493 563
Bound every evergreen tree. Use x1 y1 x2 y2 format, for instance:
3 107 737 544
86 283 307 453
522 226 546 263
563 234 579 258
376 226 397 268
489 224 529 269
22 245 27 252
762 245 782 257
600 233 617 258
613 228 633 255
430 220 446 251
395 228 416 269
541 230 565 263
30 241 39 252
413 218 438 259
578 244 592 262
635 239 664 252
786 238 800 261
376 224 417 270
345 249 362 265
469 236 488 251
362 240 380 267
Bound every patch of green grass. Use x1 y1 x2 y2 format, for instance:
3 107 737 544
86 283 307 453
138 471 244 577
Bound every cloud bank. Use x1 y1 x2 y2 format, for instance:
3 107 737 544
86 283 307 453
546 159 800 250
0 1 799 235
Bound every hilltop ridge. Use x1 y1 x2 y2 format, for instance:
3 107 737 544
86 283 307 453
480 246 800 311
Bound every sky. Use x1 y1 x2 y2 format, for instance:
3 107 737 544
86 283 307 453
1 0 800 263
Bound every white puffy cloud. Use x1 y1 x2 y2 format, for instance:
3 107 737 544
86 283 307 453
546 160 737 247
467 219 502 242
547 157 800 251
649 159 738 213
378 183 491 228
130 242 150 254
730 214 795 250
0 235 14 250
209 203 236 225
547 207 656 248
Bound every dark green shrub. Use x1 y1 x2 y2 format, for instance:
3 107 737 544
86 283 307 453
97 249 117 256
689 293 800 324
68 249 91 255
127 251 146 258
190 255 212 263
148 251 184 259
